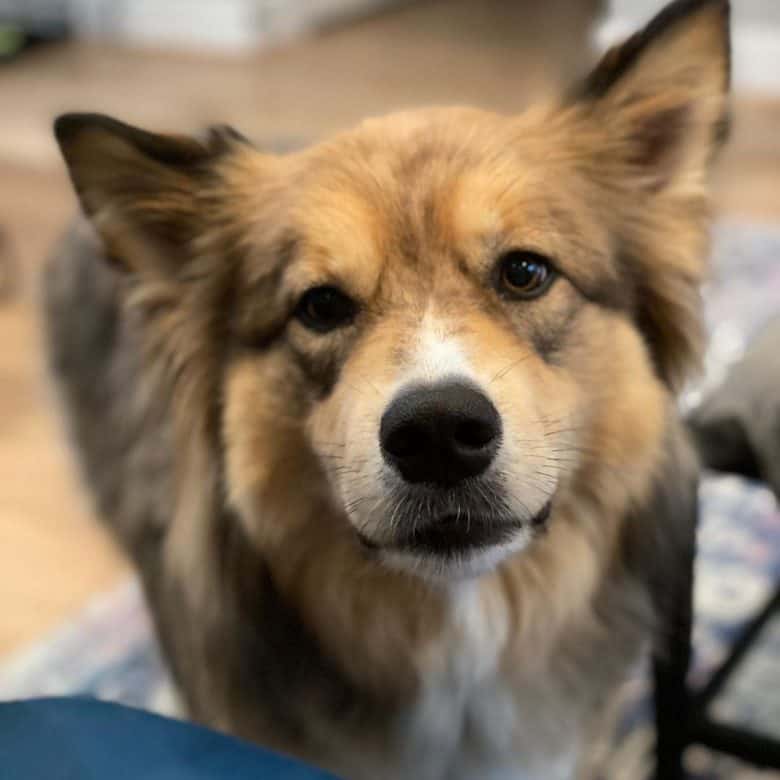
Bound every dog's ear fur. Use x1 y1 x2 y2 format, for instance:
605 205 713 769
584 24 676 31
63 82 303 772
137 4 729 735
573 0 730 192
54 114 244 276
570 0 730 389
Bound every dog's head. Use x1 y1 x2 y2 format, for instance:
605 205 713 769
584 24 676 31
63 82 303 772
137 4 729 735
55 0 729 581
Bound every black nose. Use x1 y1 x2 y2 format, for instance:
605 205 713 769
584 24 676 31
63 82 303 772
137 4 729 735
380 382 502 486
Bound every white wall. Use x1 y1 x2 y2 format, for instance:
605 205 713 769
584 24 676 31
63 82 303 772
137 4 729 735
67 0 400 52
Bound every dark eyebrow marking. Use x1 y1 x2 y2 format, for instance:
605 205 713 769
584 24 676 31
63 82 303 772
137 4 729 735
571 265 636 313
230 229 301 348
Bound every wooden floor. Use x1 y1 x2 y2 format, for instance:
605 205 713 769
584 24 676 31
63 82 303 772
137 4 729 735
1 0 779 657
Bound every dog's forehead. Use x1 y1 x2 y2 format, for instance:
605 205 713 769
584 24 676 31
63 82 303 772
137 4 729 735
281 107 611 300
290 109 538 265
230 107 617 307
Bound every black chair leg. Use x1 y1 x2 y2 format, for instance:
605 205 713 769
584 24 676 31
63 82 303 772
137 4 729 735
652 541 695 780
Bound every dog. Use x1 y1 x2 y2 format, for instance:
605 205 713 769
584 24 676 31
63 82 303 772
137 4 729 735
44 0 730 776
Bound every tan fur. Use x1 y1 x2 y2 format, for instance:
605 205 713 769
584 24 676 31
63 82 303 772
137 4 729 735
47 2 730 777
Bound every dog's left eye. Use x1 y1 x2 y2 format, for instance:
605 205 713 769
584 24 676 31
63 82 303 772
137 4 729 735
295 286 357 333
497 250 555 299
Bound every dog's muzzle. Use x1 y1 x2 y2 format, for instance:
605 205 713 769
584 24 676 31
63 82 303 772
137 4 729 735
367 379 543 558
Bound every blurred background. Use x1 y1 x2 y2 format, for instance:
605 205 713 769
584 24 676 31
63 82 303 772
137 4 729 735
0 1 778 777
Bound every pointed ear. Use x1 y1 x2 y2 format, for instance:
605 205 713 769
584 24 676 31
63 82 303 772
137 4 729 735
54 114 244 275
572 0 730 192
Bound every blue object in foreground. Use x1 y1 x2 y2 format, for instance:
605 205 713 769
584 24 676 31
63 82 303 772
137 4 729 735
0 697 340 779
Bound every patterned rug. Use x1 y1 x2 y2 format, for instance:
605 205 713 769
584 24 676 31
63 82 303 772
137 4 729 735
1 221 779 778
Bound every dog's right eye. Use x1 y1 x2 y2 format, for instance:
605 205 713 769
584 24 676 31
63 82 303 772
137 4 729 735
496 250 555 299
295 286 357 333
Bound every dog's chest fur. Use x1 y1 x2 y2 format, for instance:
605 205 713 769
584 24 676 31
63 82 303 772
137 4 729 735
393 588 519 780
322 584 618 780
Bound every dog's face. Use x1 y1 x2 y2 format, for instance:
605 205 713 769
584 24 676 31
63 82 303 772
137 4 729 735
56 0 730 581
221 108 673 580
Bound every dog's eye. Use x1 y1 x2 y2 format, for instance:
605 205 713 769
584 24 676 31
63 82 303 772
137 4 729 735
295 286 357 332
497 251 555 299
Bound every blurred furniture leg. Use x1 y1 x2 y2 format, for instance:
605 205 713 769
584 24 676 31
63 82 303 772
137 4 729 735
652 508 695 780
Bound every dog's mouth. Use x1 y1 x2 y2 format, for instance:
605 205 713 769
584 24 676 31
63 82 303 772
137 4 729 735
396 513 524 556
358 501 552 557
